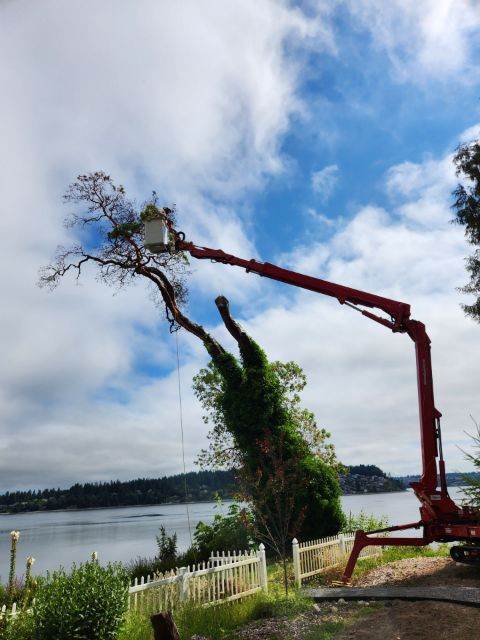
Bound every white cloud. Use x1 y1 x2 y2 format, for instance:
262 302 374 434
250 134 479 475
306 208 336 227
0 0 322 490
385 154 456 226
345 0 480 82
311 164 339 201
460 123 480 143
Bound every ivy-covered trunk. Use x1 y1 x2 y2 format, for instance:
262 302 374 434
206 297 345 543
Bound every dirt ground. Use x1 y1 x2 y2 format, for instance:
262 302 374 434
354 555 480 588
236 557 480 640
336 600 480 640
336 556 480 640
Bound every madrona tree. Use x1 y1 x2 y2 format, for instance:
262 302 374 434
41 172 345 541
452 141 480 322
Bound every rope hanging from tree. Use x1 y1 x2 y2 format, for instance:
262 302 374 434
175 330 193 545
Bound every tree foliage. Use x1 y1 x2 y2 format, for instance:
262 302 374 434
452 142 480 322
193 503 254 557
193 359 340 471
461 417 480 508
202 299 345 542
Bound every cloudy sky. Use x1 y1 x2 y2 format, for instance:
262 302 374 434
1 0 480 492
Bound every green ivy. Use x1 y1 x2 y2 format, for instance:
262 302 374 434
206 337 345 541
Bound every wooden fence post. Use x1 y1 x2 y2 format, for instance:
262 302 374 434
151 612 180 640
258 544 268 593
339 533 346 556
292 538 301 588
177 567 189 603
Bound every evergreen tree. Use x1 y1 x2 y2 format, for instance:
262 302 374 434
452 141 480 321
461 417 480 506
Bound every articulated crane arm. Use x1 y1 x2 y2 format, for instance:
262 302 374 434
145 217 479 582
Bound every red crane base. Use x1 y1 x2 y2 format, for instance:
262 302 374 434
342 520 480 583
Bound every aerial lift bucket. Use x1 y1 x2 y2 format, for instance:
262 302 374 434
144 214 170 253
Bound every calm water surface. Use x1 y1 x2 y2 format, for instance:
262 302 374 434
0 487 467 578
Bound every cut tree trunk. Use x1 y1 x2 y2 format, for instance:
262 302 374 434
151 612 180 640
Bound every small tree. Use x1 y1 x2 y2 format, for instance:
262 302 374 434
156 526 177 565
452 141 480 322
237 429 310 594
461 417 480 507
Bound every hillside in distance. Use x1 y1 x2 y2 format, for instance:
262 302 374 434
0 470 235 514
0 465 405 514
397 472 480 488
340 465 404 494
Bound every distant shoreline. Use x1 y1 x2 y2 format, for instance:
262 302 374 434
0 498 227 516
0 489 410 516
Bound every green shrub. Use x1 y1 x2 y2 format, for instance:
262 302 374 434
126 545 204 582
156 526 177 565
126 556 163 582
341 510 388 533
0 611 35 640
32 560 129 640
193 503 253 558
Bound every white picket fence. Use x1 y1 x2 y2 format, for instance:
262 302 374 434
292 533 384 586
129 545 267 612
0 602 20 620
1 549 267 620
209 550 250 566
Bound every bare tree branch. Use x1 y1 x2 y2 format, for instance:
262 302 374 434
215 295 253 355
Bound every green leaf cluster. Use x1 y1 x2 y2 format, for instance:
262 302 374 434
107 222 143 241
31 561 129 640
193 504 254 557
140 203 164 222
341 510 388 533
204 337 345 541
194 360 340 471
155 525 178 566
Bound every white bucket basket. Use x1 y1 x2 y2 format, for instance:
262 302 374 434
144 217 170 253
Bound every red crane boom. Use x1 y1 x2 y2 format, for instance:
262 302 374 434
159 226 479 581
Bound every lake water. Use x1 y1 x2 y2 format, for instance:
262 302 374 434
0 487 467 579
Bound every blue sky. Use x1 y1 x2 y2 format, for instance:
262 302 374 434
1 1 480 490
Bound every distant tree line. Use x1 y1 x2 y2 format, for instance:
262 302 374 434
0 464 403 514
345 465 386 477
0 470 235 514
397 472 480 488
